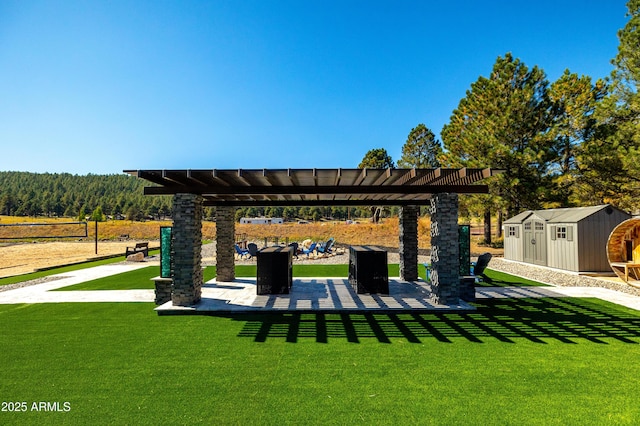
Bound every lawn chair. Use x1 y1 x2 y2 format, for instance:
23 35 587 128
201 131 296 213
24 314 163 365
423 263 432 282
301 242 317 257
247 243 259 259
316 238 335 255
422 253 492 283
471 252 492 282
288 242 299 259
234 244 250 259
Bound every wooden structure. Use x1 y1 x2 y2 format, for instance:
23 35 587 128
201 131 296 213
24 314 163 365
504 205 630 272
125 167 500 306
607 217 640 287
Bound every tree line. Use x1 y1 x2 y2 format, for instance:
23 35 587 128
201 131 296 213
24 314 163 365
0 171 383 222
0 172 172 221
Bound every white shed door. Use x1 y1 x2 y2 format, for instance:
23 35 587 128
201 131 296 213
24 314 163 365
523 220 546 265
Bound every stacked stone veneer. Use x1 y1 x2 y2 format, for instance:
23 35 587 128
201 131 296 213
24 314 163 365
171 193 203 306
429 193 460 304
399 205 419 281
216 206 236 282
154 278 172 305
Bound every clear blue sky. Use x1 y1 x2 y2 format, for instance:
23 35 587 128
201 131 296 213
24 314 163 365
0 1 629 175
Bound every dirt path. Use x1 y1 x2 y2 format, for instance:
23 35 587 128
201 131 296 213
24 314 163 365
0 241 154 278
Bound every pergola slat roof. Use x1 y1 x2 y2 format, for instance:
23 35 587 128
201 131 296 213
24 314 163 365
125 168 501 206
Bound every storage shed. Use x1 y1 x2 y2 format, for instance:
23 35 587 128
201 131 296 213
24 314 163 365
504 205 630 272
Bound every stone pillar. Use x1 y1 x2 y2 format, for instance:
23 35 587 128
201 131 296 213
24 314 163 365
216 206 236 282
429 193 460 304
399 205 419 281
171 193 203 306
153 278 173 305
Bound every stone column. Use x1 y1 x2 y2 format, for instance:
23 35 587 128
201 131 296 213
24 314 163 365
216 206 236 282
171 193 203 306
429 193 460 304
399 205 419 281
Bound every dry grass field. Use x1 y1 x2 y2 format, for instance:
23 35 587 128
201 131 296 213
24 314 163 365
0 241 141 278
0 215 502 278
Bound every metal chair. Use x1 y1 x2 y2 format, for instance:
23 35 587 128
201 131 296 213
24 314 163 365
234 244 250 259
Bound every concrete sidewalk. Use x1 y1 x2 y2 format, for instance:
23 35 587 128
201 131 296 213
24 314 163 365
0 263 153 304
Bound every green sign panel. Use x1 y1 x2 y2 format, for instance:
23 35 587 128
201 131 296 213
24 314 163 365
458 225 471 276
160 226 172 278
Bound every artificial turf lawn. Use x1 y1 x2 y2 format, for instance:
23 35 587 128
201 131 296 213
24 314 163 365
56 264 404 291
1 298 640 425
477 268 549 287
56 264 541 292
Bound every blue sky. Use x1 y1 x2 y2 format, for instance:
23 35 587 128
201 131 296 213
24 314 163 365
0 1 629 175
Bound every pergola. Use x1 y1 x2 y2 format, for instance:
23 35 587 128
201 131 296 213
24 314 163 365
125 167 500 307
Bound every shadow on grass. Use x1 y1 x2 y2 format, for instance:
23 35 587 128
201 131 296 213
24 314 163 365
228 297 640 344
475 269 549 287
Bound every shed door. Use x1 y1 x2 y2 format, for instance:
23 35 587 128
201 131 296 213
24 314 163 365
523 220 546 265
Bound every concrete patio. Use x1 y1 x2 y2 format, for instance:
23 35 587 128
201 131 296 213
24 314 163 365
155 277 475 315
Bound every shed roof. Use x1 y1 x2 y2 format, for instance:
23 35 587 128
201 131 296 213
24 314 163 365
125 167 501 207
504 205 621 224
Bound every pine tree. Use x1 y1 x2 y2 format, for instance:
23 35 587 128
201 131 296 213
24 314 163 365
358 148 395 169
548 70 606 206
584 0 640 211
442 53 556 217
358 148 394 223
397 124 443 168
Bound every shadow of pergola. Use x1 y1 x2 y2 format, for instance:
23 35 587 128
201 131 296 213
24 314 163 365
224 297 640 344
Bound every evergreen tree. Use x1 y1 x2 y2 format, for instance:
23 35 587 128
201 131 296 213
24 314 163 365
548 70 606 206
91 206 105 222
442 53 556 216
358 149 394 222
63 205 75 218
583 0 640 211
358 148 395 168
397 124 442 168
126 205 141 221
0 192 15 215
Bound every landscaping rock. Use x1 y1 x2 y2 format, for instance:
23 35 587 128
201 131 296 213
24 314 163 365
126 252 145 262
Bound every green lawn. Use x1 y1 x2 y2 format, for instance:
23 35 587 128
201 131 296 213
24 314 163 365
478 268 549 287
56 263 539 292
56 264 404 291
1 298 639 425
